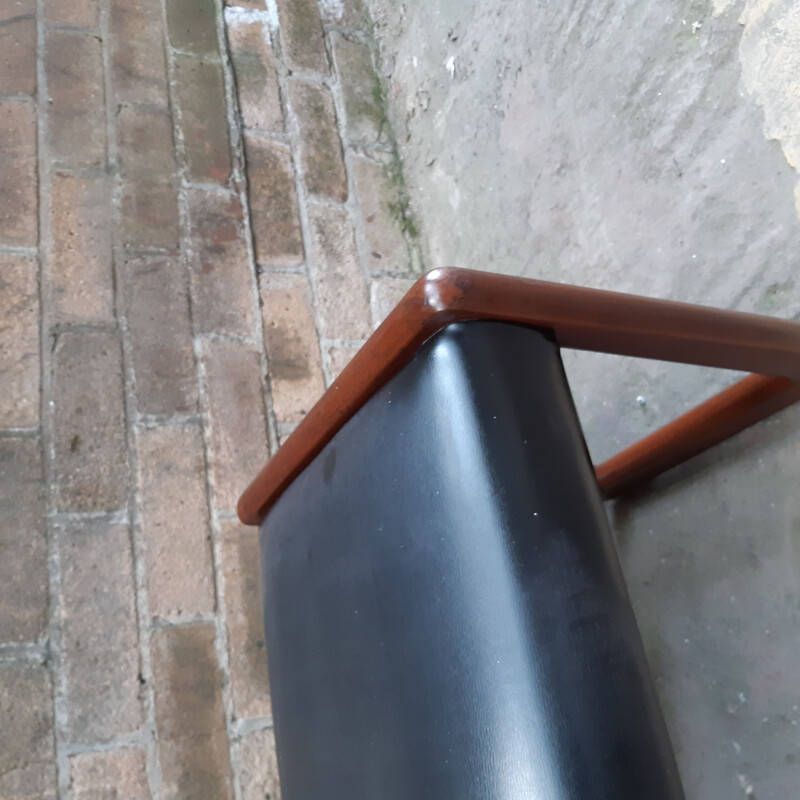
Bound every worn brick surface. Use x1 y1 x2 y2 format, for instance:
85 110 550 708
0 0 409 794
117 105 180 250
289 78 347 202
123 258 198 416
0 100 37 247
58 520 142 744
331 33 385 146
0 438 47 644
117 105 175 177
202 340 268 510
167 0 219 56
51 171 114 323
351 152 410 275
221 520 270 719
110 0 169 105
323 341 362 386
0 664 55 800
238 728 281 800
136 424 215 619
151 624 234 800
318 0 370 30
0 763 57 800
277 0 328 73
307 203 371 339
0 1 36 96
120 179 181 251
260 272 325 422
243 135 303 266
70 748 152 800
0 254 39 427
44 0 99 28
45 32 105 167
52 330 127 512
228 19 283 133
173 54 232 184
370 275 414 328
186 188 256 337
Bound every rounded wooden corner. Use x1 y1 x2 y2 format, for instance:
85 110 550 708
237 267 800 526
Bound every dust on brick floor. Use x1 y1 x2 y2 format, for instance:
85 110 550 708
0 0 421 796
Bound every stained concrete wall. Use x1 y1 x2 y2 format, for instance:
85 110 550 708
360 0 800 796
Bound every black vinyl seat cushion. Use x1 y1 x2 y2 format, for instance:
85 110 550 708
260 321 685 800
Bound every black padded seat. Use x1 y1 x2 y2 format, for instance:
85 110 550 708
260 321 684 800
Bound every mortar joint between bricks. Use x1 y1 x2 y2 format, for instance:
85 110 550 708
0 92 37 105
195 330 259 346
108 0 172 797
168 46 224 63
218 0 282 462
0 425 41 438
59 729 151 758
0 243 39 256
118 246 183 259
41 23 102 36
256 262 308 275
149 611 219 631
212 5 276 796
231 715 275 740
48 320 121 337
181 179 239 195
35 0 73 794
48 509 130 525
45 161 109 180
0 640 49 665
114 98 171 114
101 0 151 766
235 127 292 145
133 413 204 430
303 193 350 211
282 68 333 88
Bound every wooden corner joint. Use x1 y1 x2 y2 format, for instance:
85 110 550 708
238 268 800 526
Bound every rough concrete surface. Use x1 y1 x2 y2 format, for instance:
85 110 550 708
365 0 800 796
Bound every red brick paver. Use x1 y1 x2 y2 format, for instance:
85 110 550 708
56 520 142 743
70 748 151 800
0 0 421 796
0 664 56 800
0 253 39 426
0 101 37 247
136 424 216 618
0 438 47 643
151 623 234 800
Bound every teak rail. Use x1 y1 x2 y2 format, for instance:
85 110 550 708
238 268 800 526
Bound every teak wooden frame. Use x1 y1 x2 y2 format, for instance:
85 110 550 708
238 268 800 526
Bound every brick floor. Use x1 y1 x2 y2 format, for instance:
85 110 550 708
0 0 421 796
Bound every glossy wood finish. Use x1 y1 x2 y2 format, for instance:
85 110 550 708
595 374 800 498
238 268 800 525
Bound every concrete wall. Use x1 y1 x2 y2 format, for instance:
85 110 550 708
362 1 800 796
